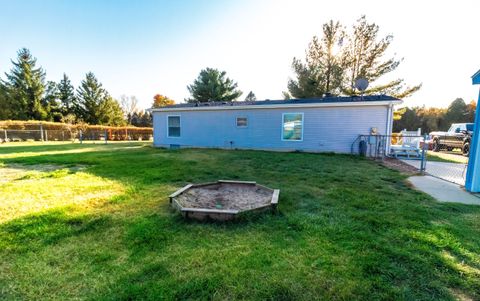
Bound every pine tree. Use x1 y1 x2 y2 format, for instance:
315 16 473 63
186 68 242 102
0 82 13 120
244 91 257 101
76 72 108 124
287 17 421 99
341 16 421 98
76 72 126 125
57 73 76 116
3 48 47 120
288 21 346 98
43 81 62 121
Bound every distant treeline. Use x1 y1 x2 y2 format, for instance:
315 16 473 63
393 98 476 134
0 48 152 127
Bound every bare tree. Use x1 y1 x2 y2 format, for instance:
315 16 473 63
120 95 139 124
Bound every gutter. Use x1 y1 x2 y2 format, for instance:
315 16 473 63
148 100 403 113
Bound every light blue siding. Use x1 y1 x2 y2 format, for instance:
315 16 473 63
153 105 390 153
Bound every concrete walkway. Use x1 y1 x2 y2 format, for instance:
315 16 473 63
402 160 467 185
408 176 480 205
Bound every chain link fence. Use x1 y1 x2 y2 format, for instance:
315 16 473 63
352 133 469 186
0 129 153 143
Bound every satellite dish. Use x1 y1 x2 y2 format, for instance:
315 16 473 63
354 78 369 92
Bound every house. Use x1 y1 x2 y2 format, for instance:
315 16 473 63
150 95 402 153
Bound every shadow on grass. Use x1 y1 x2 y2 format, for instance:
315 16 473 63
1 144 480 300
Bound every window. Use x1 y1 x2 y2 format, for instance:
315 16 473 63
282 113 303 141
168 116 181 137
236 117 248 127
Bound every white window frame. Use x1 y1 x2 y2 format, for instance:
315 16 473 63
167 115 181 138
281 112 304 142
236 116 248 128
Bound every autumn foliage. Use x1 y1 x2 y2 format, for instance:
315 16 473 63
152 94 175 108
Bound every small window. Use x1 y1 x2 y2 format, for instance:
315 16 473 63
282 113 303 141
236 117 248 127
168 116 181 137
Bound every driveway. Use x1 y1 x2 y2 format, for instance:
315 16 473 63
401 160 467 185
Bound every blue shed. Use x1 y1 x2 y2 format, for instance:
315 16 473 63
150 95 402 153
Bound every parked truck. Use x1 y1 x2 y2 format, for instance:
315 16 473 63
429 123 474 156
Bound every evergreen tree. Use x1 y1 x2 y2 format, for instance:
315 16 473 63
0 82 14 120
186 68 242 102
341 16 421 97
43 81 62 121
288 21 345 98
444 98 468 125
97 96 126 126
3 48 47 120
76 72 108 124
287 17 421 99
244 91 257 101
57 73 76 116
76 72 126 125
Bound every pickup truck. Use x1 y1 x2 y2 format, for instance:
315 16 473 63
430 123 474 156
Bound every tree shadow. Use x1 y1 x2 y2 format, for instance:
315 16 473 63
1 144 480 300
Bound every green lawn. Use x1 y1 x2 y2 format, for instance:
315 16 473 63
1 143 479 300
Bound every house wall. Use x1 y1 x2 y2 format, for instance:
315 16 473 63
152 105 390 153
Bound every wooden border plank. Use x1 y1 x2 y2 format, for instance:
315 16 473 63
169 184 193 202
218 180 256 185
271 189 280 205
180 208 239 214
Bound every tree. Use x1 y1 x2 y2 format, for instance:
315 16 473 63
287 17 421 99
444 98 468 125
341 16 421 98
120 95 139 123
152 94 174 108
465 100 476 123
57 73 77 117
288 21 345 98
0 82 14 120
186 68 242 102
282 91 292 100
244 91 257 101
76 72 108 124
3 48 47 120
43 81 62 121
97 96 126 126
76 72 124 125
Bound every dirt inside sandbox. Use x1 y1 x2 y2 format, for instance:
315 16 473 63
175 183 273 211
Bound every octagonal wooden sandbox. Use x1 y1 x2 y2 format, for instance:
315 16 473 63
169 180 280 221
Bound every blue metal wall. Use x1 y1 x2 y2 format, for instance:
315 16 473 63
152 105 390 153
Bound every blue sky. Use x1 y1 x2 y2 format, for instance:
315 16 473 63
1 0 479 109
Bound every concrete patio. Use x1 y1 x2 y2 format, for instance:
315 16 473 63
408 175 480 205
401 159 467 185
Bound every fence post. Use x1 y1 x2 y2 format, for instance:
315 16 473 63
40 123 44 142
79 130 83 144
105 129 108 144
3 129 7 142
45 130 48 142
420 134 428 174
62 131 65 142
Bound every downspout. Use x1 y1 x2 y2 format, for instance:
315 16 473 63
385 103 393 155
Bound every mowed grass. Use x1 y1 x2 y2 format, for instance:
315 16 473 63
1 143 479 300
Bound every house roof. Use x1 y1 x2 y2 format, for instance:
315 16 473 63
472 69 480 85
150 95 402 112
